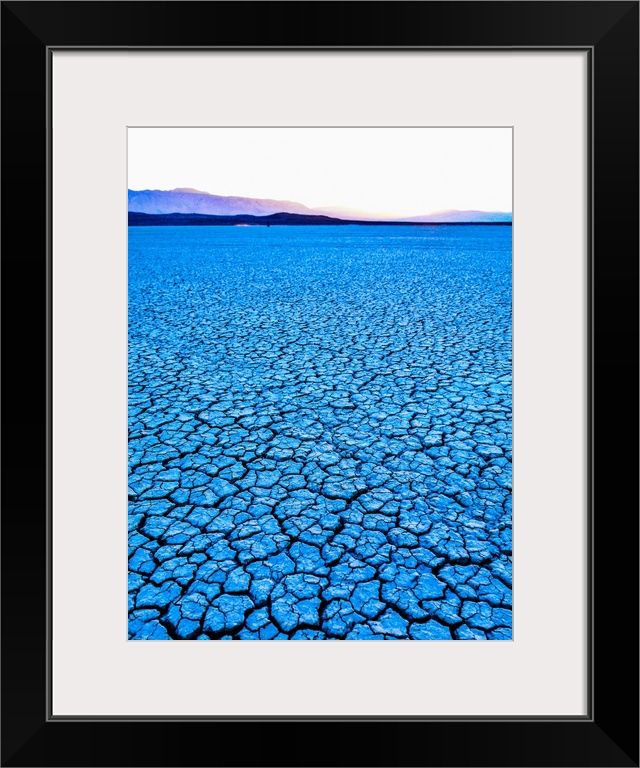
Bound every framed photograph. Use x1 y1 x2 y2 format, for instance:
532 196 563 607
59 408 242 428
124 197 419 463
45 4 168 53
2 2 637 766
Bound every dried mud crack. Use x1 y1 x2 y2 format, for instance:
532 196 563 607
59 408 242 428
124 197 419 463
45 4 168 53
128 226 512 640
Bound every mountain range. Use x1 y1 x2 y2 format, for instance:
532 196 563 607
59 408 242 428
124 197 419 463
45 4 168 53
128 188 511 224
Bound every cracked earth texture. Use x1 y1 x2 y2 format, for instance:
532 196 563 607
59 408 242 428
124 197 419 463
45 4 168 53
128 225 512 640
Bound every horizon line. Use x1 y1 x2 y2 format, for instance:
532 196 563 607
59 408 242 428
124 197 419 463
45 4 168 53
128 210 513 227
128 188 513 220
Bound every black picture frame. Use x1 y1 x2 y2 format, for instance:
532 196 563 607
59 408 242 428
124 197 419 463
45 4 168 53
2 2 638 766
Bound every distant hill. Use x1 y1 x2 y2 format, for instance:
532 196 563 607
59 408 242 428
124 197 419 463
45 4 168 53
128 188 512 223
128 188 315 217
401 210 512 223
128 211 512 227
128 212 350 226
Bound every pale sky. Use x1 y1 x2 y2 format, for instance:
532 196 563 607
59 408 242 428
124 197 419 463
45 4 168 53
128 127 512 218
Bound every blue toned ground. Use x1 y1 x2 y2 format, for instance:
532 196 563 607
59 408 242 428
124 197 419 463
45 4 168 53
128 225 512 640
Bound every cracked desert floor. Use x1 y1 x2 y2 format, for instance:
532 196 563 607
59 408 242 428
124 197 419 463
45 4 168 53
128 225 512 640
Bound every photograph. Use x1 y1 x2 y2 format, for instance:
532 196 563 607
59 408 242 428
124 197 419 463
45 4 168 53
127 126 513 641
